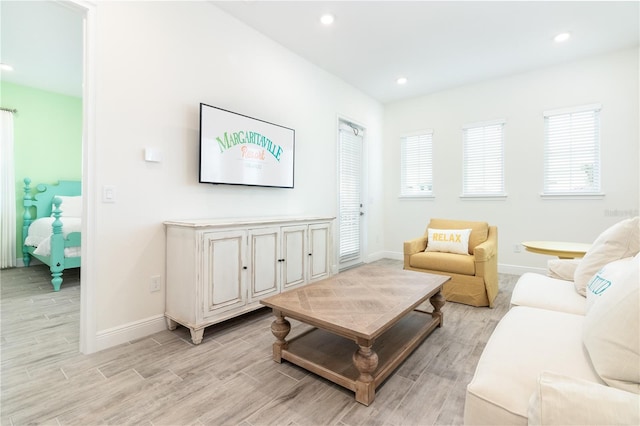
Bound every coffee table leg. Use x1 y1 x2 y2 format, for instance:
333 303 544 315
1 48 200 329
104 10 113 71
270 310 291 363
430 291 445 327
353 343 379 405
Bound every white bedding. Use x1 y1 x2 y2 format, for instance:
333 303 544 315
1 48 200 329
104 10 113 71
25 217 81 257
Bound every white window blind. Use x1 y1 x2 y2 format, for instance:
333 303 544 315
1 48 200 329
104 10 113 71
400 131 433 197
338 126 362 263
543 104 601 195
462 120 505 197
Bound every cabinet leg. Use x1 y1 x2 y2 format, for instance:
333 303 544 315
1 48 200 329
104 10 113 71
165 317 178 331
190 328 204 345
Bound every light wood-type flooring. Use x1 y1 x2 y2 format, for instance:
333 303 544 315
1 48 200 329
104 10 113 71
0 260 518 425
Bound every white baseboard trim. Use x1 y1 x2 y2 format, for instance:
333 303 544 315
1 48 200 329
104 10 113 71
499 264 546 276
95 314 167 352
368 251 402 262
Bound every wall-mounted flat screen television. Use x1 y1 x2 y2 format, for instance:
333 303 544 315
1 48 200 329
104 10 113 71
199 103 295 188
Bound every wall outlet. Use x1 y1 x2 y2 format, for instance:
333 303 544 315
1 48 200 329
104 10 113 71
150 275 162 292
513 244 522 253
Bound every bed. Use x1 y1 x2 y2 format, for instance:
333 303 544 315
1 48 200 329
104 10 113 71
22 177 82 291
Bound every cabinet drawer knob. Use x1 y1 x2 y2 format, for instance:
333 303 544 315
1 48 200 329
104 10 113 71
243 266 247 270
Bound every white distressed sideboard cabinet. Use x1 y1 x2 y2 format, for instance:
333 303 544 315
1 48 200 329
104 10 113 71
164 217 334 344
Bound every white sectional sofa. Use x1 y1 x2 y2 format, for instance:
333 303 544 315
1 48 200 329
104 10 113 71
464 217 640 425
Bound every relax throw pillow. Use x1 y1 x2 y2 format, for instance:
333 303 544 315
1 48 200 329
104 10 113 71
582 253 639 394
425 228 471 255
573 217 640 296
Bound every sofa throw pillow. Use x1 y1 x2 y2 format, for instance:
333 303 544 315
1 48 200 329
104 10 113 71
51 195 83 218
547 259 581 281
585 257 634 313
582 253 639 394
574 216 640 296
425 228 471 255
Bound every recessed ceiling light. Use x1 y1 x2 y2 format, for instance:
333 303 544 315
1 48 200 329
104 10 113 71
0 63 13 71
396 77 408 85
554 32 571 43
320 14 335 26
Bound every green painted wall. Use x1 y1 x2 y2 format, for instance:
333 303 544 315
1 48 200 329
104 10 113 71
1 81 82 261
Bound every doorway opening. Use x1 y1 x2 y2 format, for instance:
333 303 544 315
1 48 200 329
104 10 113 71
337 119 365 271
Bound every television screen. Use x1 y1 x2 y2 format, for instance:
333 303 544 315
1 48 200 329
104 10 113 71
199 103 295 188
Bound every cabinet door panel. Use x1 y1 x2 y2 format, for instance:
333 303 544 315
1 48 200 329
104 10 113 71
309 223 330 281
202 231 246 318
282 225 307 289
249 228 280 302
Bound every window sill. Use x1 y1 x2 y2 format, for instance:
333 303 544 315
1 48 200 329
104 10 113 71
540 193 605 200
459 194 508 201
399 194 435 200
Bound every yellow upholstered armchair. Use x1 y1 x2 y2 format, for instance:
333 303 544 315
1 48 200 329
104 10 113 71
403 218 498 307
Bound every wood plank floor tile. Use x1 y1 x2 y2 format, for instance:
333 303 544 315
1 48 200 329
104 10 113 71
0 261 518 426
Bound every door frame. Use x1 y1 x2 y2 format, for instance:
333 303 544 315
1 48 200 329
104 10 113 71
67 0 97 354
335 115 368 271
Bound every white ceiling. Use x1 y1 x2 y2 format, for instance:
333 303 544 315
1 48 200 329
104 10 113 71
1 1 83 98
214 1 640 103
1 1 638 103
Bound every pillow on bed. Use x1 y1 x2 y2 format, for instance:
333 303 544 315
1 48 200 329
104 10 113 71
52 196 82 218
425 228 471 255
25 217 57 247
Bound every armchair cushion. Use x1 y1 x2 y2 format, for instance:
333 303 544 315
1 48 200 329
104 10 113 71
409 251 475 275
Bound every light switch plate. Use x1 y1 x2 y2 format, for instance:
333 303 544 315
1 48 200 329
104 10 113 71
103 185 116 203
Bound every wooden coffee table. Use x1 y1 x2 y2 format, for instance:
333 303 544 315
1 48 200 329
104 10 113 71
260 265 449 405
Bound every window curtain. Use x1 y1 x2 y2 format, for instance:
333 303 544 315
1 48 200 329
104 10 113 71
0 110 16 268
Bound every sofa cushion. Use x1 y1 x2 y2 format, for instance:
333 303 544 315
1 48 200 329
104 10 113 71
427 218 488 254
464 307 604 425
583 253 639 394
425 228 471 255
464 306 604 425
573 216 640 296
409 251 475 275
510 272 586 315
528 371 640 426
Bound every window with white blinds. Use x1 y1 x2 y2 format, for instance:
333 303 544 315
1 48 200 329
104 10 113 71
462 120 506 197
400 131 433 197
543 104 601 196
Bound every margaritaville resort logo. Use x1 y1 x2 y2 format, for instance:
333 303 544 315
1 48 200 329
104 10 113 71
216 130 283 162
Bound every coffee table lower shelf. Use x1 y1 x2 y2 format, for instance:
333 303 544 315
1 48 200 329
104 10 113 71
276 309 441 405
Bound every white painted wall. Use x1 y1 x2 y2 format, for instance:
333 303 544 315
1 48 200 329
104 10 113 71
383 48 639 274
87 2 636 351
91 2 383 346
